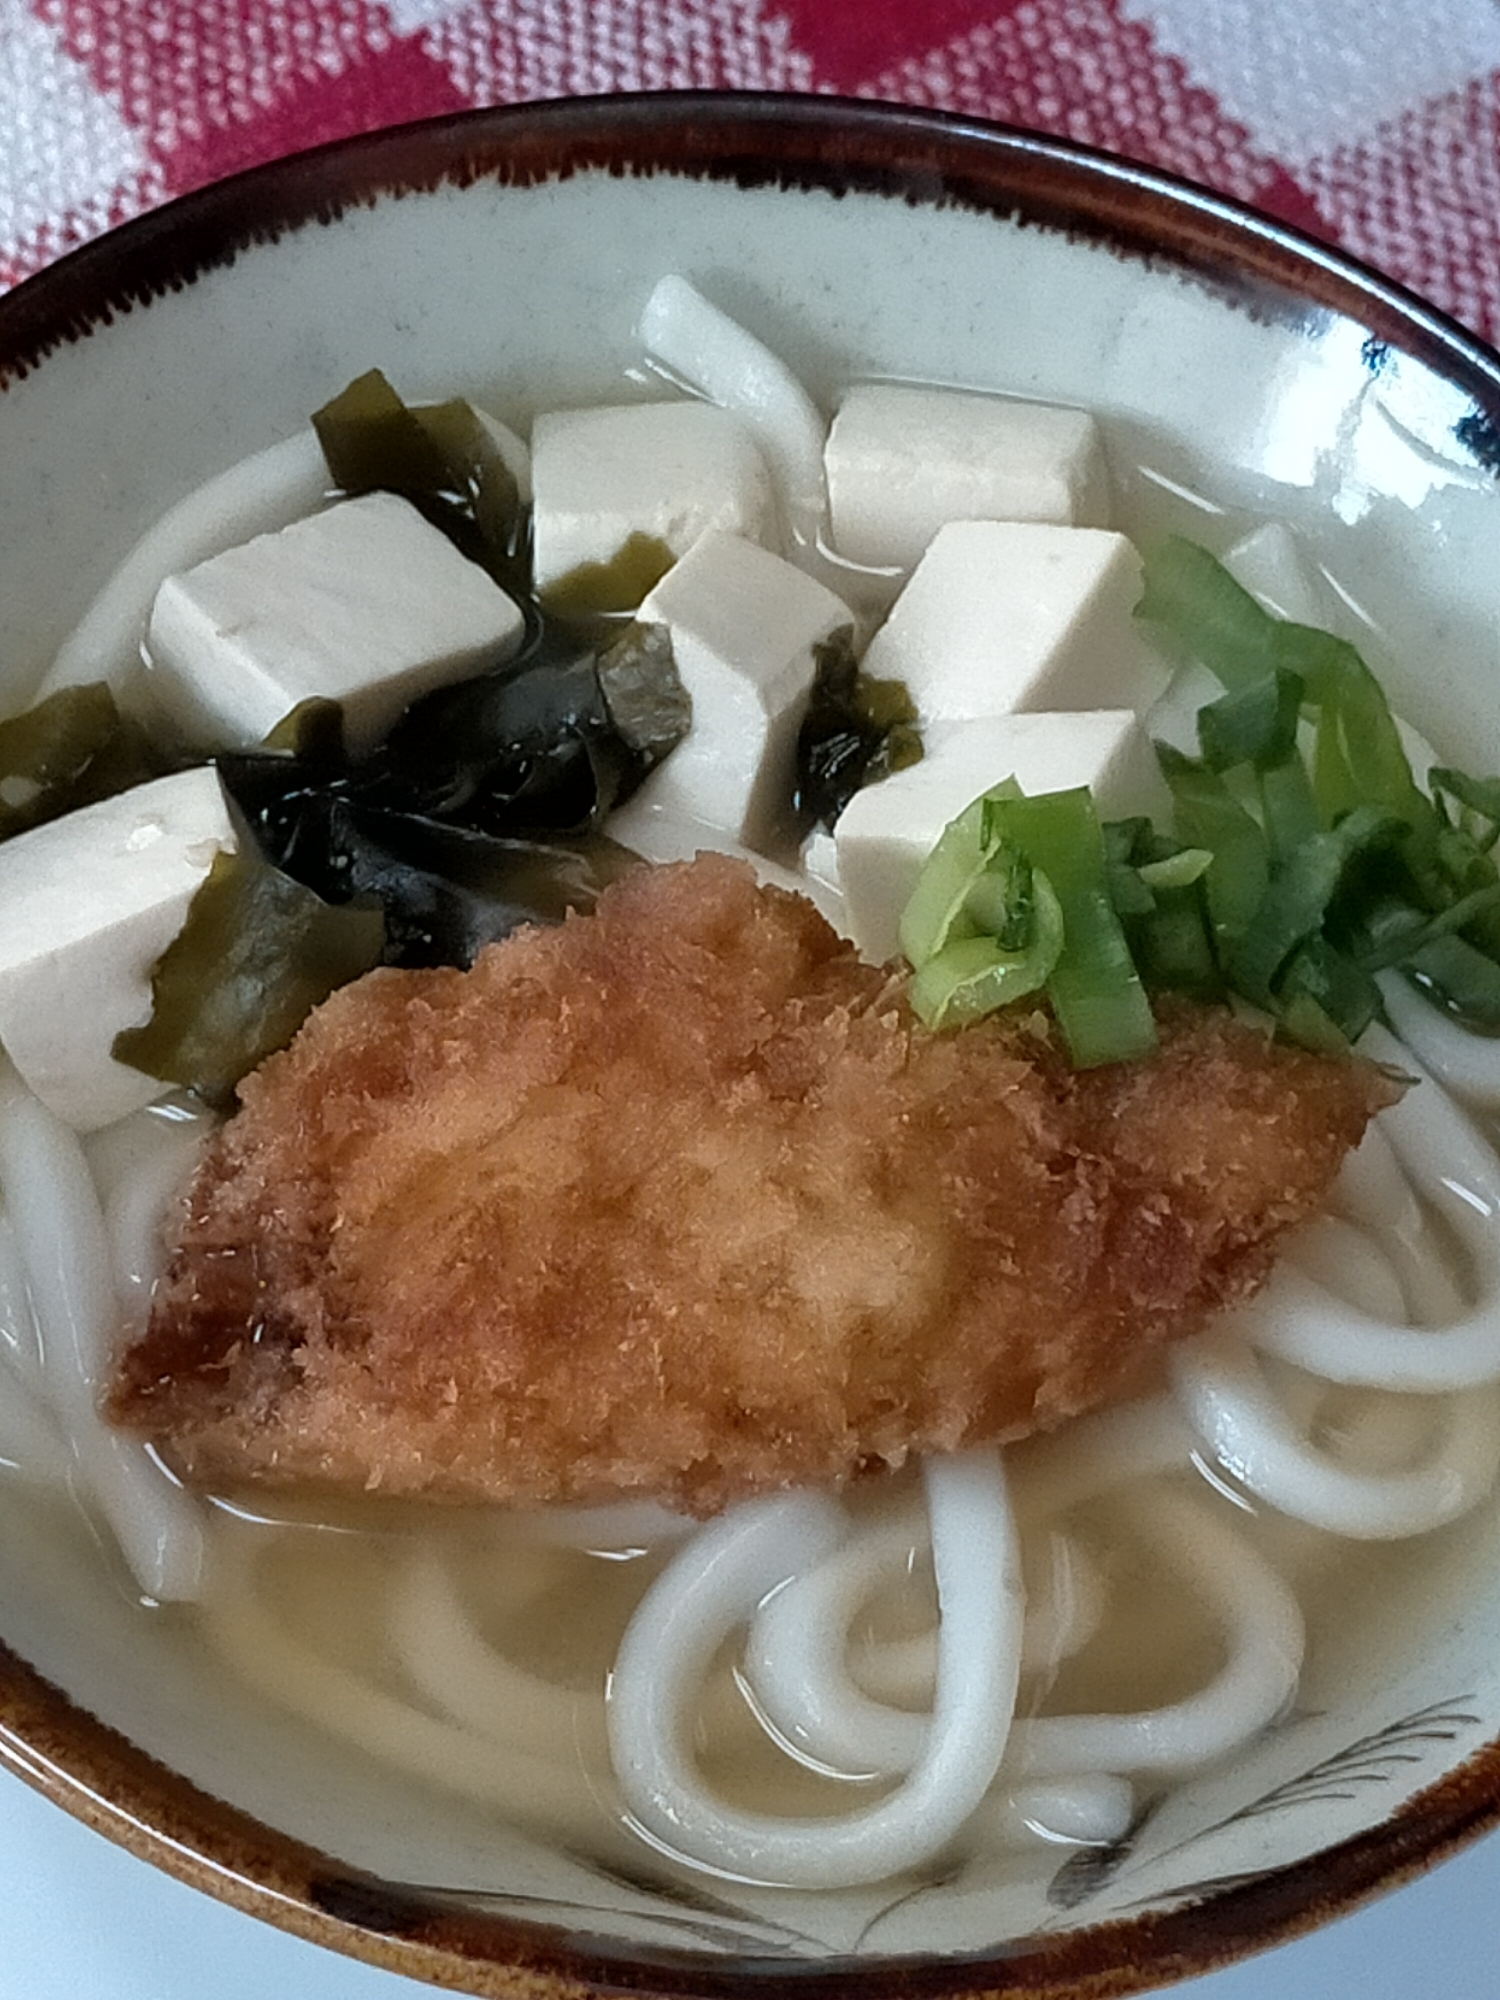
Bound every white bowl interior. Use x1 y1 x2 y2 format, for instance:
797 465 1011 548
2 133 1500 1978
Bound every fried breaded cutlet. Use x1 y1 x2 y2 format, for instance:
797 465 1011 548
109 853 1395 1512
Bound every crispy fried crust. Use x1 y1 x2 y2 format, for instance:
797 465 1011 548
110 855 1396 1511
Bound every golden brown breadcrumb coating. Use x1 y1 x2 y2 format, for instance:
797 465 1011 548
110 854 1396 1512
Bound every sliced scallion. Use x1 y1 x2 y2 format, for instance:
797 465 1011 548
1156 743 1270 940
1223 804 1402 1008
898 792 1003 968
1196 667 1303 773
984 788 1157 1067
908 879 1064 1031
1136 536 1500 1049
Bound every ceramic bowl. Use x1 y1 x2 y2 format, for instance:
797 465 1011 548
3 90 1500 2000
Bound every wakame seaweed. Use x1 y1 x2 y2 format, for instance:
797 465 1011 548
312 369 531 603
217 621 689 969
269 373 691 966
112 847 386 1108
794 629 921 831
0 683 167 844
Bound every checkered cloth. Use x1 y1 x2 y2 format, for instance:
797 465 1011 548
3 0 1499 346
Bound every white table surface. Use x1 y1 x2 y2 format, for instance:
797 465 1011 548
0 1762 1495 2000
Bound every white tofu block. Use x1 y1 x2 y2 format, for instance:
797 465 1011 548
836 711 1169 964
607 531 853 855
0 769 239 1130
146 491 525 756
801 826 841 899
827 384 1110 569
860 521 1168 726
531 401 774 601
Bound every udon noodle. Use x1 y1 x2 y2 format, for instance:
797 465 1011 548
4 281 1500 1898
0 1009 1496 1892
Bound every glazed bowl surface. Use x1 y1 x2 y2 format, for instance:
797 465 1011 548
3 89 1500 2000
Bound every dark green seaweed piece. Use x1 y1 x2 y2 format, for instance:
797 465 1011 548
312 369 452 499
307 806 632 968
597 621 693 767
538 533 677 618
377 619 687 836
794 629 921 832
217 619 687 968
311 369 530 598
0 683 166 843
113 849 385 1107
415 398 524 560
379 650 624 835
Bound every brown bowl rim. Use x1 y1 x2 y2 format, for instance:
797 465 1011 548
4 86 1500 2000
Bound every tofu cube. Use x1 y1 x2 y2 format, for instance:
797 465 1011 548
146 491 525 756
860 521 1168 724
531 401 774 605
827 384 1110 569
835 711 1169 964
801 825 841 899
607 532 853 855
0 768 239 1130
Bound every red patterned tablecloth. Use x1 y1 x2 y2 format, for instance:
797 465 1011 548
3 1 1499 346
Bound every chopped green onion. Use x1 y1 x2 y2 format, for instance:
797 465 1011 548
1402 933 1500 1033
1196 668 1303 773
1224 804 1402 1007
983 788 1157 1067
908 878 1065 1030
1136 848 1213 892
1156 743 1270 939
1354 882 1500 973
1132 535 1278 691
1276 991 1353 1058
898 790 1008 968
963 845 1039 946
1274 935 1381 1046
1102 817 1159 917
1256 755 1321 865
1133 537 1500 1051
900 783 1152 1063
1281 623 1436 842
1430 767 1500 852
898 541 1500 1063
1125 882 1223 1001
